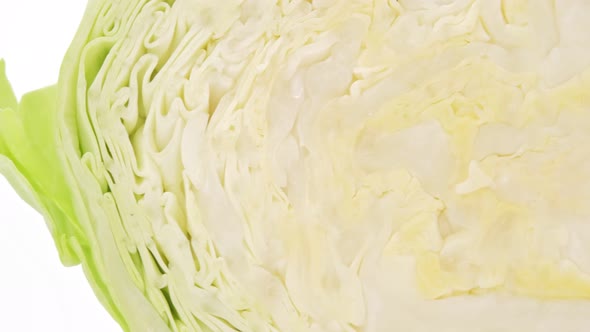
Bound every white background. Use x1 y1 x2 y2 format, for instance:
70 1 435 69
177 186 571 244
0 1 120 331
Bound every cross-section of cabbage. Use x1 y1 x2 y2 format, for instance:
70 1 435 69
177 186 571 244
4 0 590 331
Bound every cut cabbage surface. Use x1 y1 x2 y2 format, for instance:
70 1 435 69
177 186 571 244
2 0 590 331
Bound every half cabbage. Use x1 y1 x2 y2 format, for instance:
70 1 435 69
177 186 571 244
3 1 590 332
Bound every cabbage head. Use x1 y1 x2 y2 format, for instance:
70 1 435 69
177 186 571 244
3 1 590 331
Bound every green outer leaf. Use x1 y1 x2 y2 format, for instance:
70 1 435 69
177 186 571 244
0 83 82 266
0 60 39 212
0 60 17 110
0 1 171 331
